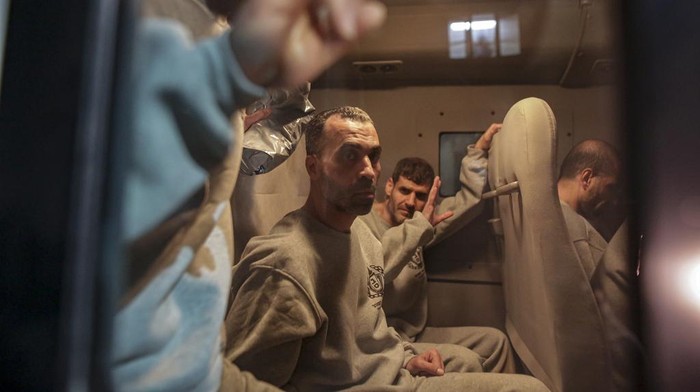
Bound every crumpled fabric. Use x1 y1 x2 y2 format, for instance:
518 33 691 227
240 82 315 175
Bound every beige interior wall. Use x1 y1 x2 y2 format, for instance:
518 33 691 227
232 84 619 256
232 84 620 263
231 84 620 326
305 85 619 329
310 85 620 200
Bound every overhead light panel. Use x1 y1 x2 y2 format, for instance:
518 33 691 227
449 21 471 32
472 20 497 30
448 14 520 59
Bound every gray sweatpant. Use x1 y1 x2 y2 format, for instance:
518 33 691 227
417 326 518 373
397 343 549 392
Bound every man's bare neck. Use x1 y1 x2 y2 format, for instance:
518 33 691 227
373 200 395 227
557 180 580 214
303 198 356 233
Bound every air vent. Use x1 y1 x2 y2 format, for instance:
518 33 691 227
352 60 403 74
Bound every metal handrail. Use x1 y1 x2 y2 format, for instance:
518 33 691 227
482 180 520 200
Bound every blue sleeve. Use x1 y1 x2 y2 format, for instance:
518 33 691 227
117 19 265 242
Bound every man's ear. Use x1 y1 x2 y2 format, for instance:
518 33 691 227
579 168 593 190
385 177 394 198
306 155 320 180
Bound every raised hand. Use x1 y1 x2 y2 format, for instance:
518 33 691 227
421 176 454 226
474 123 502 151
229 0 387 87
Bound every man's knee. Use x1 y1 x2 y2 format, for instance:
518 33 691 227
417 373 550 392
510 375 550 391
461 373 550 392
479 326 510 347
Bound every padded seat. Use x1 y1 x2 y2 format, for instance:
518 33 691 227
486 97 612 392
231 136 309 263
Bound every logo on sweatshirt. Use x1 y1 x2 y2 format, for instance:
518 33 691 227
407 247 424 270
367 264 385 301
408 247 426 279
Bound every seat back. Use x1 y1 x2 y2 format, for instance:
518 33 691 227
231 137 309 263
487 97 611 392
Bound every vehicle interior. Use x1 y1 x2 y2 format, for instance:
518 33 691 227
232 2 627 390
2 0 700 390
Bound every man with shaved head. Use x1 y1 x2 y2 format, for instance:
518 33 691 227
557 139 623 279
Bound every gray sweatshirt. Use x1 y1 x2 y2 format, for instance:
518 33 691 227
560 202 607 280
225 209 420 391
358 146 488 341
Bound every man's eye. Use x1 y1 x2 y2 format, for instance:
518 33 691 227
399 188 411 195
344 151 358 161
369 151 381 164
416 194 428 202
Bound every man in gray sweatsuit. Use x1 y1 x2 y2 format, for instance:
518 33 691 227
224 107 549 391
557 139 623 279
358 124 518 373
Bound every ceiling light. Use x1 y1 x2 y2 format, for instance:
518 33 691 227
472 20 497 30
449 21 471 32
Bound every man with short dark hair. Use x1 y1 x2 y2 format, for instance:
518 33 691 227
358 124 517 373
557 139 623 279
375 157 438 225
224 109 548 391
